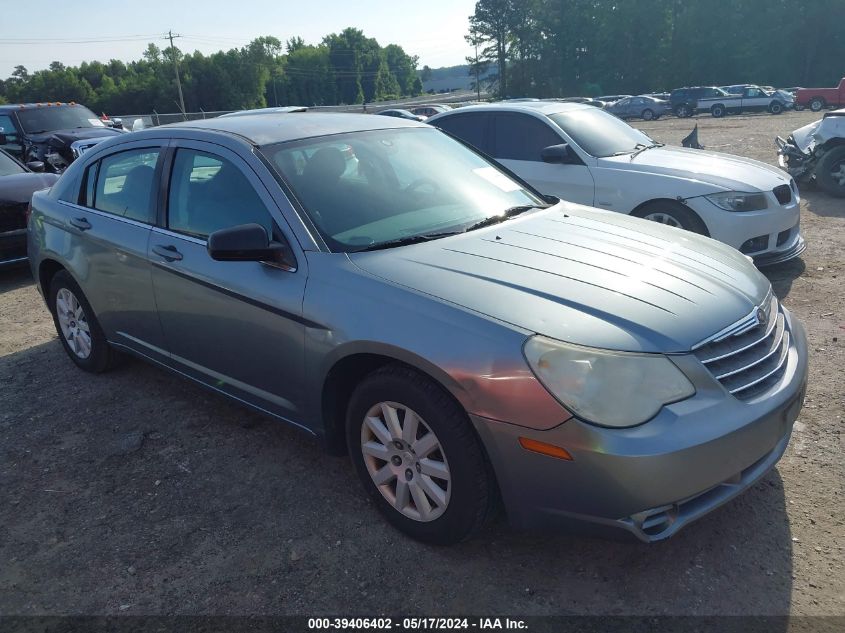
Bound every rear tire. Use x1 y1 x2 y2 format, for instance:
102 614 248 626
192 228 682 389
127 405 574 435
48 270 119 373
642 108 654 121
633 200 708 235
770 102 784 114
711 104 726 118
815 146 845 198
810 97 825 112
346 364 497 544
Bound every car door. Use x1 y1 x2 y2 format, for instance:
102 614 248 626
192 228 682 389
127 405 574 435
60 142 168 360
742 87 769 111
491 112 595 205
148 141 307 423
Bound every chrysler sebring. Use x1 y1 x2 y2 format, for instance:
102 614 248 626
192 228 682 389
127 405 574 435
28 113 807 544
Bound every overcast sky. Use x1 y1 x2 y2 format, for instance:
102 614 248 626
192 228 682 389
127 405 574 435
0 0 477 79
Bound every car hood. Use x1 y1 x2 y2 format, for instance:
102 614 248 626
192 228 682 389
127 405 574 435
598 145 791 192
349 203 771 353
790 108 845 152
0 172 59 205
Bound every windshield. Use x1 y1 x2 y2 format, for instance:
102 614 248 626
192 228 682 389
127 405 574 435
260 127 544 252
0 151 26 176
17 105 105 134
548 108 654 157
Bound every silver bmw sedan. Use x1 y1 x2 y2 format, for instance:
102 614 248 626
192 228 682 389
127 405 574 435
27 113 807 544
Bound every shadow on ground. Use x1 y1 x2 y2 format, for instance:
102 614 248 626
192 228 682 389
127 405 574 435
1 338 794 617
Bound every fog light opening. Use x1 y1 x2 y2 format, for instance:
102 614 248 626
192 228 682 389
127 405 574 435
518 437 573 461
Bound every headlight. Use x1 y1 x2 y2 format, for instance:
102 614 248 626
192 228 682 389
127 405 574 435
523 336 695 428
705 191 768 211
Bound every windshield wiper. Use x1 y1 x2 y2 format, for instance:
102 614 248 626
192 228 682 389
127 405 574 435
629 142 664 161
356 231 462 252
463 204 548 232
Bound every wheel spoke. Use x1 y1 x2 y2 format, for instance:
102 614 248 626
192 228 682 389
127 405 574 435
365 416 392 446
401 409 419 444
362 440 390 461
394 479 410 511
409 481 433 520
380 403 402 439
417 474 447 508
419 458 449 481
371 465 395 486
412 432 438 459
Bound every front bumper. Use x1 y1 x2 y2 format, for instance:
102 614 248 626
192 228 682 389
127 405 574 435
685 194 804 265
472 312 808 542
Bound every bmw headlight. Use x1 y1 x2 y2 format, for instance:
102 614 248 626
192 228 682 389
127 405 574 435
524 336 695 428
705 191 768 211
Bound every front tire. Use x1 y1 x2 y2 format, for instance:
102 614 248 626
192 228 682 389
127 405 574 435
346 364 496 544
810 97 825 112
48 270 119 373
815 146 845 198
633 200 708 235
711 104 726 118
770 101 784 114
641 108 654 121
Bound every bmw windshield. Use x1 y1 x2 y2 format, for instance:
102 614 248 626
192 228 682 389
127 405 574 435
261 127 546 252
548 108 655 158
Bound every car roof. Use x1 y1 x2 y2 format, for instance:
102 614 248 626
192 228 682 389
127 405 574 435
428 101 592 122
0 102 92 113
154 112 426 146
219 106 308 118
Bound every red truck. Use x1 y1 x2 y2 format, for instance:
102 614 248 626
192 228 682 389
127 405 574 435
796 78 845 112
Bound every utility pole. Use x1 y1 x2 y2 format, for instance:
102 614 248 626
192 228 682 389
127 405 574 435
474 41 481 101
165 30 186 116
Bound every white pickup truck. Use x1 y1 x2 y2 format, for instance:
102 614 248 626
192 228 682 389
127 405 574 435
695 85 792 118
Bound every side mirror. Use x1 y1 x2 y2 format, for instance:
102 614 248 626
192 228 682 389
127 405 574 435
26 161 45 172
207 223 296 269
541 143 575 164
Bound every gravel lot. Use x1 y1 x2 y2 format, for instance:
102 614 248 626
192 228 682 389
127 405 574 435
1 110 843 618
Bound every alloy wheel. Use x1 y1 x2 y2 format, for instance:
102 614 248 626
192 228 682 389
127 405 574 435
360 401 451 522
56 288 92 359
643 212 683 228
832 162 845 187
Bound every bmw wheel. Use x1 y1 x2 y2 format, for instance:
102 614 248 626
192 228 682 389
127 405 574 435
346 364 497 544
634 200 708 235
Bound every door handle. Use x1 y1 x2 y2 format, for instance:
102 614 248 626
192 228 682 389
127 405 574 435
152 244 183 262
69 217 91 231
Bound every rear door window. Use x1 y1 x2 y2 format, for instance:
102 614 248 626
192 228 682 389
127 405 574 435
432 113 491 153
86 148 160 223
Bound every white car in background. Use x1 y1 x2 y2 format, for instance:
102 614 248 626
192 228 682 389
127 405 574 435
428 102 804 265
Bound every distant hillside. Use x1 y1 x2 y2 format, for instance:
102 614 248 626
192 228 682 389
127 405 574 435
420 64 494 93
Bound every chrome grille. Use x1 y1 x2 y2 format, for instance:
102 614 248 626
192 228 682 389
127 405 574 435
693 292 790 400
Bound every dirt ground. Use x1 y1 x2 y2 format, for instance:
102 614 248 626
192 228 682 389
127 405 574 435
0 110 842 618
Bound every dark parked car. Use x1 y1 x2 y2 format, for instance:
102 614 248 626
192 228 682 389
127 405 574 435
604 95 671 120
410 105 452 118
669 86 730 117
0 149 58 266
375 109 427 121
0 102 125 173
